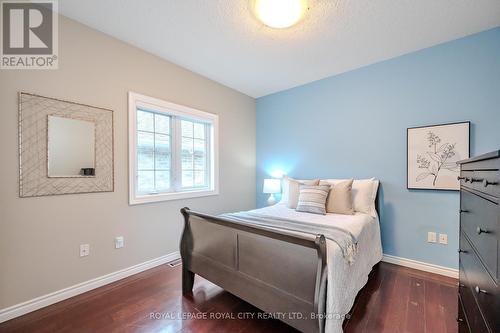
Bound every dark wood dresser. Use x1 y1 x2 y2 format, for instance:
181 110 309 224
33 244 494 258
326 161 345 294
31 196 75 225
457 151 500 333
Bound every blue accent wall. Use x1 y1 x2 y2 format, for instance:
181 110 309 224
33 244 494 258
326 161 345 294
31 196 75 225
256 27 500 269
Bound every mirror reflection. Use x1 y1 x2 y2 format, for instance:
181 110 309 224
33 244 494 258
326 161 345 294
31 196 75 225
48 116 96 177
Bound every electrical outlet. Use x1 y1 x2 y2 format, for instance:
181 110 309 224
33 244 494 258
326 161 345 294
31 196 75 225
427 232 437 243
439 233 448 245
80 244 90 257
115 236 124 249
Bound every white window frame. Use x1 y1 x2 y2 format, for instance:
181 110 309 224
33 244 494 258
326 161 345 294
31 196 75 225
128 92 219 205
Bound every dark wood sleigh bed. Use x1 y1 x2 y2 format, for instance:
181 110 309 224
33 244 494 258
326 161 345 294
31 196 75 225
180 193 379 333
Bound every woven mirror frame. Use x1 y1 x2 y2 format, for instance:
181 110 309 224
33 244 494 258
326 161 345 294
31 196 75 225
19 93 114 197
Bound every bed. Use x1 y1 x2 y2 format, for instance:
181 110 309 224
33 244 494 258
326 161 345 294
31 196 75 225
180 194 383 333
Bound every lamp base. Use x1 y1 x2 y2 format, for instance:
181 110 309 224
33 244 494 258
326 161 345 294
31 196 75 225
267 193 277 206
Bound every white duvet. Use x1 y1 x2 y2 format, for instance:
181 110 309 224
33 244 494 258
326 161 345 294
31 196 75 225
242 203 383 333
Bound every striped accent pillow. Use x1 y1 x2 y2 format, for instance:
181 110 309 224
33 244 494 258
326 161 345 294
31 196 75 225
296 185 330 215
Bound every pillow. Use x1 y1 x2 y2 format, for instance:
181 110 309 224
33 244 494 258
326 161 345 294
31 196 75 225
352 178 379 217
296 185 330 215
282 176 320 209
320 178 379 217
319 179 354 215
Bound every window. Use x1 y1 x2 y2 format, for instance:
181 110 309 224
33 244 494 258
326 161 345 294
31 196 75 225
129 92 218 204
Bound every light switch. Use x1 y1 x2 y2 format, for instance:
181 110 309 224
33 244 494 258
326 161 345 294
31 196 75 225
427 232 437 243
115 236 124 249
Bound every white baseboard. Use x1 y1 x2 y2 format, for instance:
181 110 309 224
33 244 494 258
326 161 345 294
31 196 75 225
382 254 458 279
0 251 181 323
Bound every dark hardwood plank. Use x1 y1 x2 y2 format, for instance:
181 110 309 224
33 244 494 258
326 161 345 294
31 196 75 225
362 268 398 332
380 269 411 333
439 284 458 333
405 276 426 333
343 262 386 332
0 262 457 333
425 279 447 333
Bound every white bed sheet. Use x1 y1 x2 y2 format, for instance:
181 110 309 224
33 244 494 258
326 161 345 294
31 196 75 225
244 203 383 333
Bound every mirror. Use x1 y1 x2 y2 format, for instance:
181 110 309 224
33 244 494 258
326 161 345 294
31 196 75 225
48 116 96 177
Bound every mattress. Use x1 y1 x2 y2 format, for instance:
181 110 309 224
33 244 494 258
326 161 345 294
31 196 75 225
242 203 383 333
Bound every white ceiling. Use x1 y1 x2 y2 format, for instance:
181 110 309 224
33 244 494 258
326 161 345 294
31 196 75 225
59 0 500 98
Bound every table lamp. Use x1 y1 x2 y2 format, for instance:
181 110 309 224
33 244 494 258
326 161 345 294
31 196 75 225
263 178 281 206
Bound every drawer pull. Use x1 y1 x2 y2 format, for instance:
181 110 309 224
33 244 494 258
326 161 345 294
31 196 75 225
474 285 487 294
457 176 466 181
470 178 484 183
456 317 464 323
476 227 489 235
458 249 468 254
460 209 469 213
483 179 499 187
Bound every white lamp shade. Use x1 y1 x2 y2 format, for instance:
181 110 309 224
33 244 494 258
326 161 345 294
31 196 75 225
263 178 281 194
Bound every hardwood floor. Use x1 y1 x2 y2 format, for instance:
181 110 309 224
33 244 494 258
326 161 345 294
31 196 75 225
0 262 458 333
343 263 458 333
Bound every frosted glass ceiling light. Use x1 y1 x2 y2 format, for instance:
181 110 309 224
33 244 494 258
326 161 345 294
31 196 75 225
253 0 308 29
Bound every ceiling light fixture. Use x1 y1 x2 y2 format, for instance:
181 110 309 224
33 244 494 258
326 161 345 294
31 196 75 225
253 0 308 29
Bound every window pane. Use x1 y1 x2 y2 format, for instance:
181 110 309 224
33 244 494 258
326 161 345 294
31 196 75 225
155 134 170 170
137 170 154 193
137 132 154 169
181 120 193 137
155 114 170 134
137 110 154 132
194 123 205 139
155 171 170 191
194 171 206 187
194 139 205 154
193 139 206 170
182 170 193 188
181 137 193 170
194 153 205 170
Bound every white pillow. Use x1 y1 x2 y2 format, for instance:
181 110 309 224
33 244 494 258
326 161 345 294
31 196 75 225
280 176 319 207
280 178 290 203
320 178 379 217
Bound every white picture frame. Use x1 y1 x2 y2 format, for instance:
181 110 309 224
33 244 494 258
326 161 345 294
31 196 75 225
407 121 470 191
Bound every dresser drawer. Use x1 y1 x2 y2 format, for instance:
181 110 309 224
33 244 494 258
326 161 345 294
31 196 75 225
460 233 500 332
460 190 499 279
458 295 470 333
461 157 499 171
459 171 474 190
458 264 490 333
470 171 500 198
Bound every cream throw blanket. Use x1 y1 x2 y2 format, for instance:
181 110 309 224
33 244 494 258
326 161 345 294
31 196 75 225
222 210 358 263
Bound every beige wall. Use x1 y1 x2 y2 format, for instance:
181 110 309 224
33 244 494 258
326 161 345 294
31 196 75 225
0 16 256 309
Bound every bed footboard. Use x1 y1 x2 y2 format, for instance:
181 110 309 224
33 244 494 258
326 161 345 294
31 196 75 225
180 207 327 333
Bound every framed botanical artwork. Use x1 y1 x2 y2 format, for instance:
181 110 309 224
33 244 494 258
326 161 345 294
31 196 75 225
407 121 470 191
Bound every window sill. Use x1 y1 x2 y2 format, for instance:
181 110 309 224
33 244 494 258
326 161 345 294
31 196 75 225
129 189 219 205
